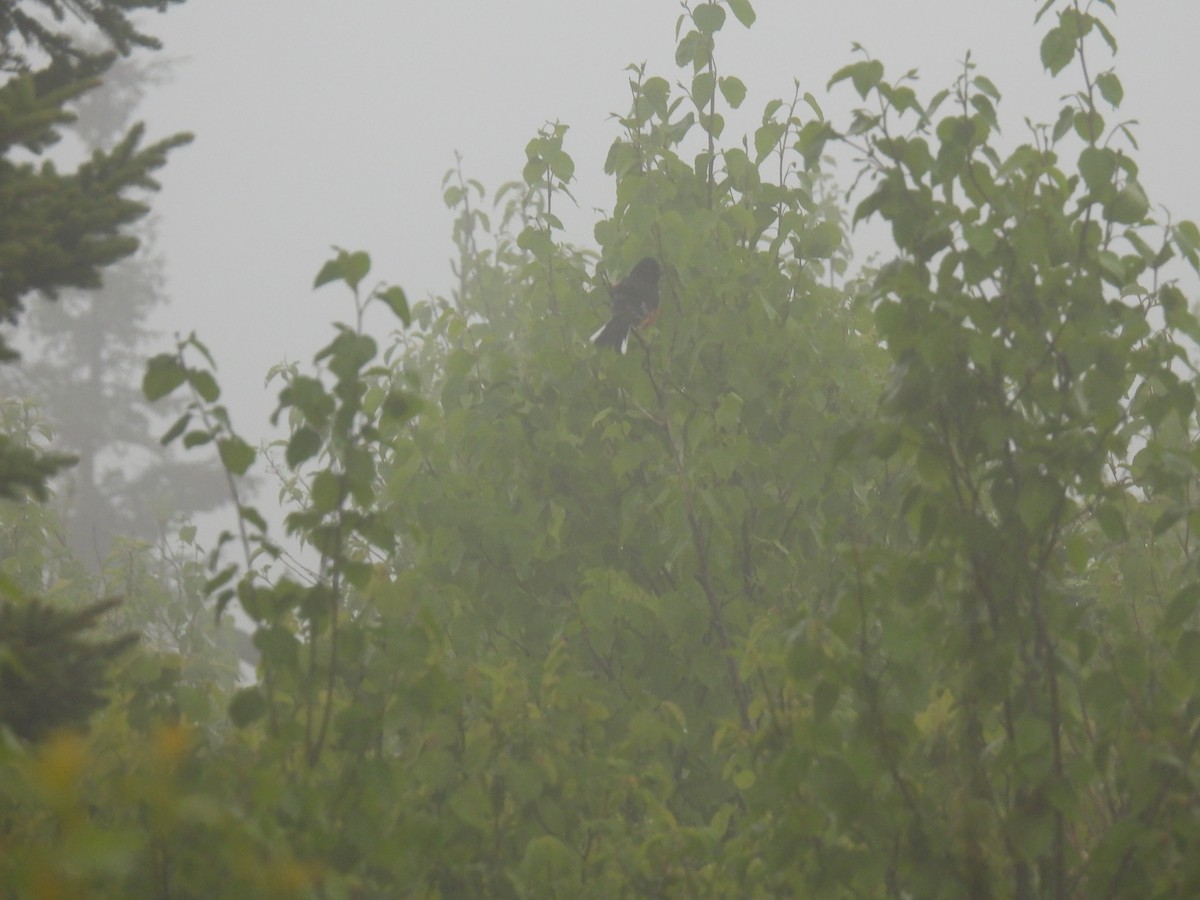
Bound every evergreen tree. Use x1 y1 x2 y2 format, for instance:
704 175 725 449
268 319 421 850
0 0 191 767
0 0 190 500
4 55 223 563
0 595 137 741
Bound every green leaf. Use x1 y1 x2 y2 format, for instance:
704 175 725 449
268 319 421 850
972 74 1001 100
342 250 371 288
700 111 725 137
796 120 833 168
228 687 267 727
517 225 553 255
547 148 574 182
275 375 333 427
317 330 377 382
1016 476 1061 534
1098 250 1125 286
722 147 756 190
182 430 213 449
693 3 726 34
286 426 323 469
1051 105 1075 142
382 389 420 424
375 285 411 326
1093 15 1118 54
1078 146 1116 193
1106 182 1149 224
189 369 221 403
754 121 785 162
238 504 268 533
733 769 756 790
1040 24 1075 75
313 258 342 289
206 562 238 593
715 391 743 431
518 835 575 884
311 470 342 513
719 75 747 109
803 91 824 120
314 248 371 289
675 30 712 69
1095 503 1127 541
254 625 301 671
1073 108 1104 142
1173 220 1200 262
1096 71 1123 107
183 333 217 369
449 780 491 829
159 413 191 446
1065 532 1089 573
143 354 187 402
339 559 373 590
728 0 755 27
692 71 715 108
217 437 255 476
829 59 884 99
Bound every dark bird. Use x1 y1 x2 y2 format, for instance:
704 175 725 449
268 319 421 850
590 257 661 354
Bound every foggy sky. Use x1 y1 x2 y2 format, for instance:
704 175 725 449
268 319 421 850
138 1 1199 441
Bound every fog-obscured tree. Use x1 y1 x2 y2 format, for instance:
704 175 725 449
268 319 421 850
0 0 190 501
5 55 224 564
0 0 192 774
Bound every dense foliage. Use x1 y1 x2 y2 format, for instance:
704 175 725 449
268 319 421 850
5 1 1200 897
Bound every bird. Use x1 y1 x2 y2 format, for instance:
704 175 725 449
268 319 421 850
590 257 661 354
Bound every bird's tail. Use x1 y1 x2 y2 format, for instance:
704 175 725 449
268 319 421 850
591 318 630 354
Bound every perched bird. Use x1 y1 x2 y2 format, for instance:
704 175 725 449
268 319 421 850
590 257 661 354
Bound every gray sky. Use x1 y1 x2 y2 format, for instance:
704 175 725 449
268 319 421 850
138 1 1200 439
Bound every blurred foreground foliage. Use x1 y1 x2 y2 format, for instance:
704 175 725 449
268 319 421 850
7 0 1200 897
